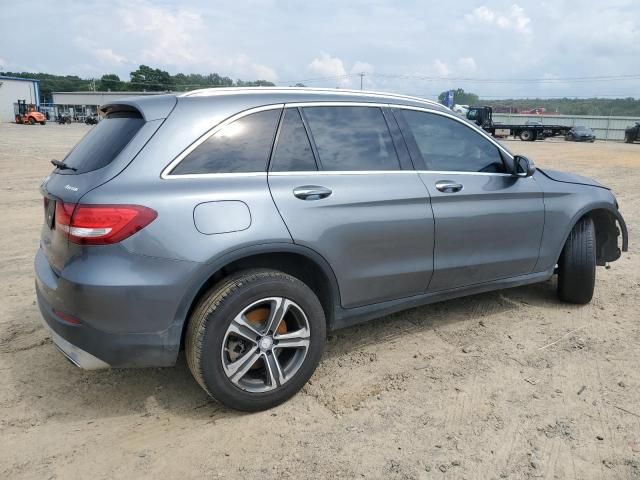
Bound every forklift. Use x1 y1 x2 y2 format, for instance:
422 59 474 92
14 100 46 125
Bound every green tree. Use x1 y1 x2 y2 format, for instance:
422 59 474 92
97 74 122 91
129 65 175 91
438 88 479 106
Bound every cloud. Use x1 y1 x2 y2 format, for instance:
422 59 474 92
93 48 126 65
351 61 374 75
308 53 348 79
433 59 450 77
307 54 376 88
465 4 531 34
252 63 278 82
456 57 477 73
119 2 203 66
1 1 638 98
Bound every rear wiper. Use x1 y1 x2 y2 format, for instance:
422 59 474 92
51 159 77 171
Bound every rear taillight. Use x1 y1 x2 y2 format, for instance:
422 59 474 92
55 203 157 245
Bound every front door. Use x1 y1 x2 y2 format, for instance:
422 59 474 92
268 105 435 308
396 107 544 292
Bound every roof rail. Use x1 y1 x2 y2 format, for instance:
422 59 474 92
180 86 442 107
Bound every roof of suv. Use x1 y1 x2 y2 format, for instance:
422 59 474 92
101 87 449 121
182 87 443 107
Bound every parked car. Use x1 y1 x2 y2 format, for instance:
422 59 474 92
565 126 596 142
36 88 628 411
84 114 99 125
624 122 640 143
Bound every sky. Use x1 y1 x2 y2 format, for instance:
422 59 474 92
1 0 639 99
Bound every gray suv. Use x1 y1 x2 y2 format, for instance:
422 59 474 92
36 88 628 411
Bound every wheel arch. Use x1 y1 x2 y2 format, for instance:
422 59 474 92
555 203 628 267
175 243 342 348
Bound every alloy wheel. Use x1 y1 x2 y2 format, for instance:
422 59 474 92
221 297 311 393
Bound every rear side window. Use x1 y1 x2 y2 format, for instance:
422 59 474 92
401 110 506 173
270 108 317 172
171 109 281 175
302 106 400 171
61 112 144 174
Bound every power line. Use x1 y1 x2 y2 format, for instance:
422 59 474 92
370 73 640 84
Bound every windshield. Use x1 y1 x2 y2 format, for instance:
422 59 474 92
574 126 593 133
59 112 144 174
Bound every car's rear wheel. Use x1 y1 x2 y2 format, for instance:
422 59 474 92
185 269 326 411
557 217 596 304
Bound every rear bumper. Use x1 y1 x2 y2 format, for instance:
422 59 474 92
38 312 109 369
34 247 198 368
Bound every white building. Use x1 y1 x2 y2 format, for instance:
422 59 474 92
51 91 162 119
0 76 40 122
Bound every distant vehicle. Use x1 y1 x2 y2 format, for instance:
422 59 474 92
14 100 46 125
465 106 571 141
624 122 640 143
452 104 469 115
565 126 596 143
56 115 72 125
85 115 99 125
36 88 628 411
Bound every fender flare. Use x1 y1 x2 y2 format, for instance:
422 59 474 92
170 242 342 336
552 202 628 265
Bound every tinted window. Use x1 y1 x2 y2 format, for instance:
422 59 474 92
303 106 400 171
270 108 317 171
61 113 144 174
402 110 505 173
171 109 281 175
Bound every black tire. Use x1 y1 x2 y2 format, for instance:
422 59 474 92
186 269 326 411
625 133 633 144
557 217 596 304
520 129 533 141
40 121 46 125
28 117 36 125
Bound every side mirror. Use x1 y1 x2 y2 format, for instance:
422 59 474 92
513 155 536 178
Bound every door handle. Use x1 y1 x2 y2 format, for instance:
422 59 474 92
435 180 463 193
293 185 333 200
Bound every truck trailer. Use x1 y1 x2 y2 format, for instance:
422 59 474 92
465 106 572 141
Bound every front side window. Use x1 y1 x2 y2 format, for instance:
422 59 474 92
171 108 281 175
401 110 506 173
270 108 317 171
302 106 400 171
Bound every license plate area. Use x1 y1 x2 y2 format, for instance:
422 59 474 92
44 198 56 229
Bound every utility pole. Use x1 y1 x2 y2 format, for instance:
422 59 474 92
359 72 364 90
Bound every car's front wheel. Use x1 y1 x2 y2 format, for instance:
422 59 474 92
185 269 326 411
557 217 596 304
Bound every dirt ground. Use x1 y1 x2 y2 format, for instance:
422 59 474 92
1 122 639 479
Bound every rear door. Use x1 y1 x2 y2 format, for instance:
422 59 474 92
395 107 544 292
268 104 434 308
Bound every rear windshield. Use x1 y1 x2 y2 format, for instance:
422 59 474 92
59 112 144 174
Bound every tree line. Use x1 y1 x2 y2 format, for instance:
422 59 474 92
438 88 640 117
1 65 276 103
